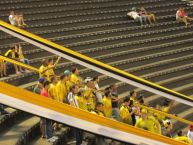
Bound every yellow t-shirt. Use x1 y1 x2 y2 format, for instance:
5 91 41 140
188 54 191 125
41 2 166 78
102 96 112 118
48 84 57 100
158 106 170 121
19 53 24 59
120 105 132 125
84 88 96 110
135 116 161 134
75 95 88 111
174 136 192 144
55 81 67 102
70 74 80 85
39 65 49 79
47 65 55 78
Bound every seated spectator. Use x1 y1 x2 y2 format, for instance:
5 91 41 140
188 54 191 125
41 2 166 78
187 125 193 143
130 90 138 104
102 91 112 118
4 45 23 74
127 7 147 25
139 7 156 24
9 11 26 27
18 44 29 65
174 131 192 144
135 109 161 134
120 97 133 125
160 99 174 121
176 7 193 27
0 51 8 77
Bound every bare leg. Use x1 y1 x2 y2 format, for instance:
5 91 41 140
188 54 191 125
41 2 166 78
151 14 156 23
147 15 153 24
0 64 3 77
3 63 7 76
14 64 20 74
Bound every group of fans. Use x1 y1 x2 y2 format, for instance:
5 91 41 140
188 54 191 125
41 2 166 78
0 6 192 145
30 57 192 145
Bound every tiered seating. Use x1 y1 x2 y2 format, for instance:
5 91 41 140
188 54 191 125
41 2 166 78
0 0 193 144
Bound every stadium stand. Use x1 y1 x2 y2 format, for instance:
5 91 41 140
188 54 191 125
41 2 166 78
0 0 193 144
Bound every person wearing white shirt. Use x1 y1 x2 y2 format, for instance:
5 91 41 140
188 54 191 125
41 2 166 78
67 85 79 107
9 11 26 27
187 125 193 143
127 7 147 25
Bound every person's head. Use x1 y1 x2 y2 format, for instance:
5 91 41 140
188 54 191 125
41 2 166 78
38 77 46 88
138 95 144 105
60 74 68 82
130 90 136 98
109 83 117 92
77 88 85 97
10 11 14 15
63 70 71 80
129 100 134 107
155 104 161 110
163 99 170 107
11 46 17 52
42 59 48 67
141 109 148 120
140 7 145 11
71 67 79 75
50 76 57 84
71 85 79 94
48 58 54 65
189 125 193 131
123 97 130 106
177 131 183 137
95 102 104 112
93 76 99 83
105 91 111 98
43 81 50 90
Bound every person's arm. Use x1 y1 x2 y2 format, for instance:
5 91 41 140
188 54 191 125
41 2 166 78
53 57 61 67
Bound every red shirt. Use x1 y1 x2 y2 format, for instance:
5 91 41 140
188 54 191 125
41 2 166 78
179 10 186 17
41 88 49 97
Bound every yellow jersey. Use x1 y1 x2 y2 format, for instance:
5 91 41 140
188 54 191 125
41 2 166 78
55 81 67 102
135 116 161 134
120 105 132 125
102 96 112 118
48 84 57 100
75 95 88 111
84 88 96 110
174 136 192 144
70 73 80 85
39 65 49 80
47 65 55 78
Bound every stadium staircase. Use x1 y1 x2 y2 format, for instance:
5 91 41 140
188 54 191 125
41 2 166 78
0 0 193 144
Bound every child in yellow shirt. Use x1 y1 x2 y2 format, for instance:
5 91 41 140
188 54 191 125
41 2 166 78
102 91 112 118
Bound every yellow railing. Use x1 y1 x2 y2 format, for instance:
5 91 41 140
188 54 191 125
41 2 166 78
0 20 192 106
0 55 39 73
0 82 188 145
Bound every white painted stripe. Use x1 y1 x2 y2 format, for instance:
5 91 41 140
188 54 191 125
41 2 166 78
0 93 168 145
0 26 192 107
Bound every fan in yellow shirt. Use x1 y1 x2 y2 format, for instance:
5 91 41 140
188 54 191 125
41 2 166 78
91 102 105 117
75 88 88 111
39 57 61 81
55 74 68 102
102 91 112 118
135 109 161 134
174 131 192 144
159 99 174 121
48 76 58 100
120 97 134 125
70 67 82 85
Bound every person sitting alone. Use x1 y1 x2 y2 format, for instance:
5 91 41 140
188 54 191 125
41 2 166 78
127 7 147 26
176 7 193 27
9 11 27 27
